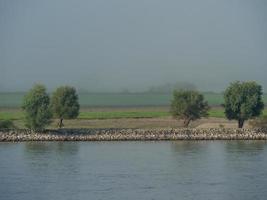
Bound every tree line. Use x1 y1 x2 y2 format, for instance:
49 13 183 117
20 81 264 130
22 84 80 130
171 81 264 128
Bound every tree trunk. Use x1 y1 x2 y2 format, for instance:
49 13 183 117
183 118 191 127
58 118 64 128
238 119 244 128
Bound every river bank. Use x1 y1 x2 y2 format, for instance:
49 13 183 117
1 128 267 141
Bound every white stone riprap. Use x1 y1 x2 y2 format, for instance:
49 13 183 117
0 128 267 142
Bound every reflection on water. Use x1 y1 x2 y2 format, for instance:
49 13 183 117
225 140 267 152
0 141 267 200
170 140 208 154
24 142 79 154
23 142 80 178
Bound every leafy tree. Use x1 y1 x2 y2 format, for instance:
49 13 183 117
50 86 80 128
170 90 209 127
22 84 52 130
224 81 264 128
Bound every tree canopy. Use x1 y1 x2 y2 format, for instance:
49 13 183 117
22 84 52 130
170 90 209 127
224 81 264 128
50 86 80 128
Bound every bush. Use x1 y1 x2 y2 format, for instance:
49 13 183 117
170 90 209 127
0 120 16 129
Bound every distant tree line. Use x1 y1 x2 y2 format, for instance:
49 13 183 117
147 82 197 94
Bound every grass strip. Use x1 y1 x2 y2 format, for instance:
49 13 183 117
1 109 266 120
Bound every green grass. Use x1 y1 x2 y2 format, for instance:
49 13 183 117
0 111 170 120
0 111 24 120
260 109 267 117
208 108 226 118
79 111 170 119
1 108 267 121
2 92 267 108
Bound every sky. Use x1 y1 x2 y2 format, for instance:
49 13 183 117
1 0 267 92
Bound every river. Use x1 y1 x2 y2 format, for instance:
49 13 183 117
1 141 267 200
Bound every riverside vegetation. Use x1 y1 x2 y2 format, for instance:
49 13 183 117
170 90 209 127
0 81 266 131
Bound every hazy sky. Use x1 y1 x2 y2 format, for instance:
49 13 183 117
1 0 267 92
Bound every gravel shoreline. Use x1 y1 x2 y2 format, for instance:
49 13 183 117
1 128 267 142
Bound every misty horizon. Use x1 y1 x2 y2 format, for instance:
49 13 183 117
1 0 267 93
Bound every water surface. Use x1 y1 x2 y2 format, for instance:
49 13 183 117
1 141 267 200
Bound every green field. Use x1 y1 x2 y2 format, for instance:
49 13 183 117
0 110 171 120
1 92 266 123
1 92 267 108
1 108 267 121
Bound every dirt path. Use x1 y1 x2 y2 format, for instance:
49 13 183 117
56 117 246 129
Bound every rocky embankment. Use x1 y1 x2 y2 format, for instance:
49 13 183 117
0 128 267 142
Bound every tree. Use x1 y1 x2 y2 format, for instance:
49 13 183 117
22 84 52 130
224 81 264 128
170 90 209 127
50 86 80 128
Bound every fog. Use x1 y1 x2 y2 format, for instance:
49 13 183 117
1 0 267 92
